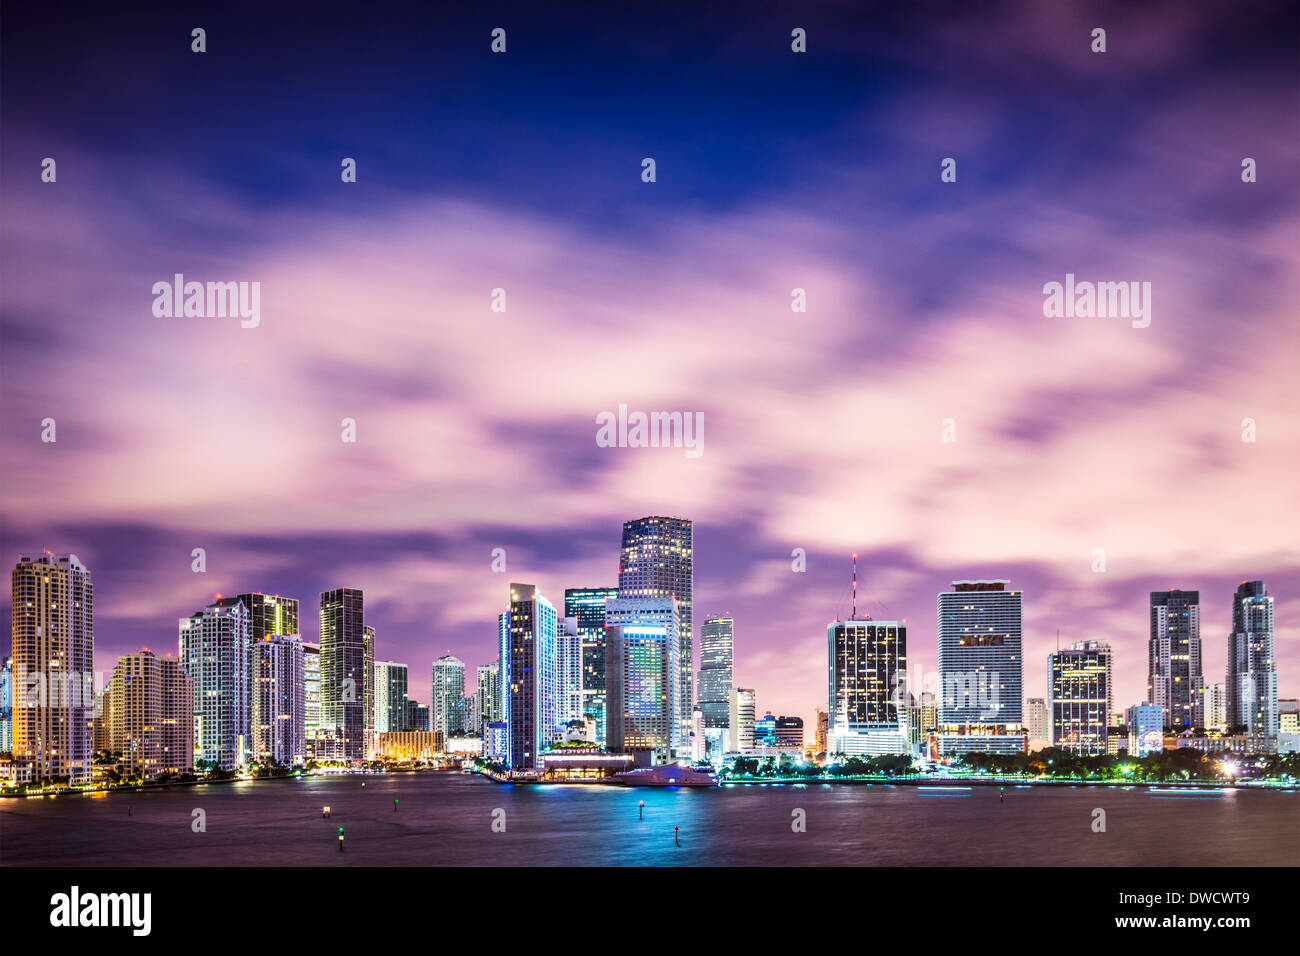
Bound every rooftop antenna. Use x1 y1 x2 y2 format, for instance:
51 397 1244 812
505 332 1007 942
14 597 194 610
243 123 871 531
852 553 858 620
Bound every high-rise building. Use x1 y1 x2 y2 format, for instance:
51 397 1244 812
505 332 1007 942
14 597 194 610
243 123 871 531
374 661 408 735
814 706 828 755
1126 702 1165 756
564 586 618 745
937 580 1025 755
11 553 94 784
1206 682 1228 730
605 606 679 763
107 649 192 780
302 641 320 755
432 654 466 738
618 516 693 757
506 584 560 769
363 625 375 758
729 687 756 751
753 712 776 747
404 698 429 732
827 611 909 756
1047 641 1112 755
1025 697 1048 745
1148 590 1204 730
557 616 584 728
476 662 499 734
0 655 13 752
604 596 684 761
252 634 305 766
1227 581 1278 740
179 597 250 770
697 616 734 731
319 588 367 761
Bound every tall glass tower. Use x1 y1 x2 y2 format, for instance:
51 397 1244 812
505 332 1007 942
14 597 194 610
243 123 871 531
564 586 618 744
319 587 367 760
179 597 250 770
1148 589 1203 730
937 580 1024 755
506 583 559 770
618 516 693 752
1047 640 1112 755
698 616 734 730
1228 581 1277 739
431 654 466 738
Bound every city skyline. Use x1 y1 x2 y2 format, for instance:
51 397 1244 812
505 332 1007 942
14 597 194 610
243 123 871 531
2 1 1297 735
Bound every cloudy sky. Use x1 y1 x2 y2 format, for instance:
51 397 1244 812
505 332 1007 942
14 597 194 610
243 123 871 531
2 0 1297 722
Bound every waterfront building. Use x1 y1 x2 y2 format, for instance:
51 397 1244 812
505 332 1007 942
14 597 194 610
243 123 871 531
814 707 828 755
403 698 429 732
698 615 734 731
319 588 368 761
1126 702 1165 756
604 597 683 763
374 661 408 735
1148 589 1204 730
107 649 192 779
619 516 694 756
753 712 776 747
1278 700 1299 753
179 597 250 770
302 641 320 757
565 586 618 746
11 553 94 784
557 616 584 728
0 656 11 752
827 609 909 756
476 662 499 734
506 583 561 770
774 715 804 750
1047 640 1112 755
375 731 443 760
729 687 756 751
1227 581 1278 740
1206 682 1228 731
937 580 1025 755
431 654 466 738
252 634 305 765
1025 697 1048 747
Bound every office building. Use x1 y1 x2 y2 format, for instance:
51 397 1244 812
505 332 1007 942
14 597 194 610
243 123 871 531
557 616 584 727
697 615 734 731
1048 640 1112 755
11 553 94 784
1148 589 1204 730
374 661 407 735
827 610 909 755
565 587 618 745
319 588 368 761
618 516 694 757
1025 697 1049 749
937 580 1025 754
604 596 684 762
1206 682 1228 730
774 715 804 750
1126 702 1165 756
0 656 12 752
476 662 499 734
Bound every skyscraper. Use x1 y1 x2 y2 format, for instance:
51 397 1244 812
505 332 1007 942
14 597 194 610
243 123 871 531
1227 580 1278 740
179 597 250 770
697 615 734 731
363 624 375 757
618 516 693 755
107 649 192 780
937 580 1024 755
319 588 367 760
302 641 320 756
1025 697 1048 745
11 553 94 784
432 654 466 738
729 687 756 751
374 661 408 735
1148 590 1204 730
1047 640 1112 755
557 616 584 728
476 661 499 734
506 583 560 769
827 612 908 756
1206 682 1228 730
564 586 618 744
252 633 305 765
0 656 12 752
604 597 683 762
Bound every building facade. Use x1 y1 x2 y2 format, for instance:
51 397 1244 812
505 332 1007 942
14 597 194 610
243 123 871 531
604 596 684 762
431 654 466 739
252 634 305 765
937 580 1025 755
11 553 95 784
506 583 560 770
827 615 909 755
564 586 618 746
1148 589 1204 730
729 687 756 752
108 649 192 779
618 516 693 757
1047 640 1112 755
1227 580 1277 740
697 615 734 731
179 597 250 770
319 588 368 761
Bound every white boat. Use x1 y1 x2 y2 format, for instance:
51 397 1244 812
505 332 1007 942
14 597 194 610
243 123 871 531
612 766 719 787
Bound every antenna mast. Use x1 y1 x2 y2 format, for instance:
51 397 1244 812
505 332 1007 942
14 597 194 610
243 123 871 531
852 553 858 620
